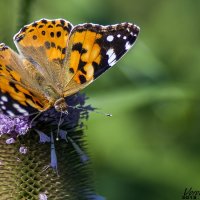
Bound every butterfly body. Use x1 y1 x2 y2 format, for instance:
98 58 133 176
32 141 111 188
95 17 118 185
0 18 140 116
54 98 68 113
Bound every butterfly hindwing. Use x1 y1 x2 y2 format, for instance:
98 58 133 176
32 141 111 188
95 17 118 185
64 22 140 95
0 43 50 115
0 92 34 116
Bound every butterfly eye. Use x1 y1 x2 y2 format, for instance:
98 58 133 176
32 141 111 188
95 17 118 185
54 98 68 112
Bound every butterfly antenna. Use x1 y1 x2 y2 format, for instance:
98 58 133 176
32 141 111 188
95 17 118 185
68 105 112 117
26 111 41 117
56 111 63 141
30 111 42 127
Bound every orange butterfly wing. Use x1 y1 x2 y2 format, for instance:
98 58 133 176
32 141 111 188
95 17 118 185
0 43 50 113
14 18 73 91
64 22 140 96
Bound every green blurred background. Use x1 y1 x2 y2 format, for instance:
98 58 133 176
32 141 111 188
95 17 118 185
1 0 200 199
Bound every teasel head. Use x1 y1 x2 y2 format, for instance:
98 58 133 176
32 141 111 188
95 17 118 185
0 93 103 200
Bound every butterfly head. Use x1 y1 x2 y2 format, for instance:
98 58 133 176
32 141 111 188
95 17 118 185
54 98 68 113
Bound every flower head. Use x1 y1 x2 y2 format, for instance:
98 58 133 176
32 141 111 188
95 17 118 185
0 114 30 137
0 93 102 199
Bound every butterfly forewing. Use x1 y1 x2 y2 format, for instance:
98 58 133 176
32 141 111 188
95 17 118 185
64 22 140 96
14 18 73 91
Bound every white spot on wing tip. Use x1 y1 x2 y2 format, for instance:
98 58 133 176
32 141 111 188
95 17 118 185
106 48 116 66
125 41 132 50
107 35 114 42
13 103 28 114
117 34 121 38
1 96 8 102
1 106 6 110
109 60 116 67
6 110 15 117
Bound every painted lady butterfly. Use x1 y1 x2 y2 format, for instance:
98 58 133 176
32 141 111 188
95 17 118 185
0 19 140 116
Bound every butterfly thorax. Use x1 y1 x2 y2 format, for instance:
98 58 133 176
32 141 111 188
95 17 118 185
54 98 68 112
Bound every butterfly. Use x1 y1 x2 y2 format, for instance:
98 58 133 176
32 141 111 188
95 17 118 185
0 18 140 116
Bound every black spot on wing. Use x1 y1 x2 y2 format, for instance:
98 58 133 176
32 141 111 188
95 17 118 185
60 19 65 26
45 41 50 49
51 42 56 48
69 68 74 73
41 19 48 24
78 60 87 74
38 25 44 28
57 31 61 37
32 35 37 40
57 46 62 51
29 29 34 33
21 26 28 32
72 43 87 54
32 22 38 27
79 75 86 84
62 48 66 54
50 32 54 37
56 24 62 28
9 82 18 93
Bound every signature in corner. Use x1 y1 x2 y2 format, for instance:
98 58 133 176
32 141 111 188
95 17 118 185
182 187 200 199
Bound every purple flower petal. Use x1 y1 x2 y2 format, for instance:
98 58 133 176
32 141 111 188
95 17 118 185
0 114 29 136
59 129 68 141
39 193 48 200
6 138 16 144
68 136 89 163
19 146 28 154
50 132 58 171
35 129 50 143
